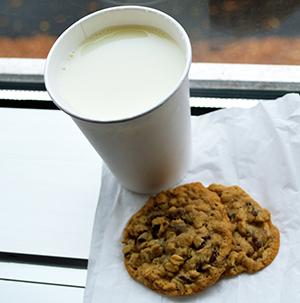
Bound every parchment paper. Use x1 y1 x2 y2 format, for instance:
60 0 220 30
84 94 300 303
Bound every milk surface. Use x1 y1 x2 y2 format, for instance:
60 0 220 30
58 25 185 121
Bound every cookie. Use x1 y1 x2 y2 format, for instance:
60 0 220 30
122 182 233 296
208 184 280 276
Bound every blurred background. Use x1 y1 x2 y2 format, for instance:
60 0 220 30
1 0 300 64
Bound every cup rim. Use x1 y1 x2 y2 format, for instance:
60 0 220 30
44 5 192 124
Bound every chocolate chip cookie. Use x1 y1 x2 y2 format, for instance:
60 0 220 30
122 182 233 296
208 184 280 276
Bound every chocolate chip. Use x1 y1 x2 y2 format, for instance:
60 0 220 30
253 237 263 249
198 235 211 249
209 247 219 263
252 209 258 216
228 210 236 220
191 242 198 249
198 242 206 249
124 251 131 257
137 232 148 243
178 275 193 284
196 262 206 273
151 224 160 238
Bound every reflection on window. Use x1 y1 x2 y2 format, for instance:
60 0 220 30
1 0 300 64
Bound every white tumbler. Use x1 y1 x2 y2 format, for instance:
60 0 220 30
45 6 192 194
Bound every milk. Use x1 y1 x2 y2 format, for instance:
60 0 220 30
57 25 185 121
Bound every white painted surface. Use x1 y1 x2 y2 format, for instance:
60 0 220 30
0 108 102 258
0 89 51 101
0 262 86 287
189 62 300 82
0 280 84 303
1 58 300 84
0 58 45 74
189 97 260 109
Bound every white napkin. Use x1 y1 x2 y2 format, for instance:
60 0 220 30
84 94 300 303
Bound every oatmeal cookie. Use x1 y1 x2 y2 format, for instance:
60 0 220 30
208 184 280 276
122 182 233 296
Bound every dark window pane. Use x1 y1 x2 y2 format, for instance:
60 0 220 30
0 0 300 64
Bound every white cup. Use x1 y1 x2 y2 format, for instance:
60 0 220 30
45 6 192 194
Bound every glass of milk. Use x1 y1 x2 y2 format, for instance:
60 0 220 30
45 6 192 194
